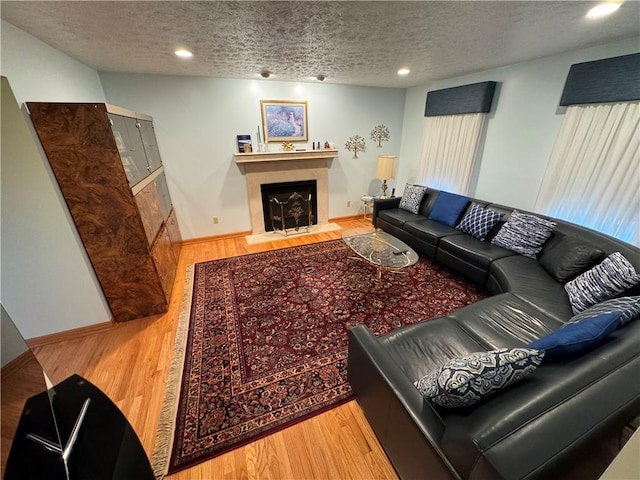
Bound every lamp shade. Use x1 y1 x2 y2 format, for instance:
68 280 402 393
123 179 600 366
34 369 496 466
375 155 397 180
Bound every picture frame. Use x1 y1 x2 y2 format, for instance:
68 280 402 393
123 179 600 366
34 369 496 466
260 100 308 142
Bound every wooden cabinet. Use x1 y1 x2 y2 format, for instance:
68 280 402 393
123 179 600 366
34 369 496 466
27 102 181 322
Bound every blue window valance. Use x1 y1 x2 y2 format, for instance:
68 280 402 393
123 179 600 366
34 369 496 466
559 53 640 106
424 81 497 117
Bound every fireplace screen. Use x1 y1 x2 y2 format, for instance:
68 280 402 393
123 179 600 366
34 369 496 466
269 192 312 236
261 180 317 235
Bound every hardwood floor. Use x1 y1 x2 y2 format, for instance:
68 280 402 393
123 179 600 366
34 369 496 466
28 218 399 479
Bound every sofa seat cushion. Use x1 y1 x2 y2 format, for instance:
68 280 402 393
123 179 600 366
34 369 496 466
378 208 424 229
379 318 486 382
448 293 563 349
438 234 516 270
403 218 461 246
489 255 575 322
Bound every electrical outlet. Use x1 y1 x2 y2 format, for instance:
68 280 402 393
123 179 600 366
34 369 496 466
346 201 351 208
213 216 219 225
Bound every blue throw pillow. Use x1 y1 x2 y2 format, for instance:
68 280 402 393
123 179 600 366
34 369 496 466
428 191 470 227
456 203 503 240
415 348 544 408
527 312 622 359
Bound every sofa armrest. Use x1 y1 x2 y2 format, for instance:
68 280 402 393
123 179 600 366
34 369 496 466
347 325 461 480
373 197 402 227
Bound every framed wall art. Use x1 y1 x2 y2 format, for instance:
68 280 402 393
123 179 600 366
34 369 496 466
260 100 308 142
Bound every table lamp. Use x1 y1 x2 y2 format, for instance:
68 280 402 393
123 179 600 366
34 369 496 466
375 155 397 198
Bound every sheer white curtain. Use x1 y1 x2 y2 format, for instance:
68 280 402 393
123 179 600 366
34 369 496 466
416 112 487 194
534 101 640 246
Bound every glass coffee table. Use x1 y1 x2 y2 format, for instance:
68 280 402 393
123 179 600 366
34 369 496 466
342 227 419 279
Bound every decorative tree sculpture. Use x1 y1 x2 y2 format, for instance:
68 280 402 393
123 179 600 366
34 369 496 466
370 124 390 147
345 135 366 158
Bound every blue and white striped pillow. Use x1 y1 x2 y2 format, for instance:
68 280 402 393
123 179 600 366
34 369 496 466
568 296 640 326
491 210 555 258
564 253 640 314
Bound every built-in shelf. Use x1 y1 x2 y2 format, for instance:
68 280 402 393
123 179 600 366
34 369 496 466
234 149 339 164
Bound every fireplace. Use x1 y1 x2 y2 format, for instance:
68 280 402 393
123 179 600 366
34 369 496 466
234 149 338 235
261 181 317 233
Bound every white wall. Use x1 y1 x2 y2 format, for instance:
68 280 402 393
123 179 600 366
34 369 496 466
99 74 406 239
0 20 111 338
399 37 640 211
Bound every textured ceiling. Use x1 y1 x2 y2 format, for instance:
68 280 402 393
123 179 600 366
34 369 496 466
1 1 639 88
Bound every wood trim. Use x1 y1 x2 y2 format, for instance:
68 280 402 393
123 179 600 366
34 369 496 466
1 350 35 380
181 230 252 245
27 320 116 348
329 214 362 223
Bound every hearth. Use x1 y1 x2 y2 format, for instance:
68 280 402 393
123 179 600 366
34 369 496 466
261 180 317 233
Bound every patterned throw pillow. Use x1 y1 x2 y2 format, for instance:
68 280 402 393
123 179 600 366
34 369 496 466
491 210 556 258
527 312 622 359
568 296 640 326
456 203 503 240
565 252 640 313
399 184 428 214
415 348 544 409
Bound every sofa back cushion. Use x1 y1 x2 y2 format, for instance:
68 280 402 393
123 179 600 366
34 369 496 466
539 234 606 283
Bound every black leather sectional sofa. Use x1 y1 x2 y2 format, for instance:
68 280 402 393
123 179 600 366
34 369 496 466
347 187 640 479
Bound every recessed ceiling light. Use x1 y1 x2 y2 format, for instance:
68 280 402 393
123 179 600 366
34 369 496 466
260 70 271 79
397 68 411 76
586 3 621 18
316 75 326 82
174 49 193 58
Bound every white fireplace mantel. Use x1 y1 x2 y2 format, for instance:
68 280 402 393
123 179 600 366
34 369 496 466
234 149 339 234
233 149 339 164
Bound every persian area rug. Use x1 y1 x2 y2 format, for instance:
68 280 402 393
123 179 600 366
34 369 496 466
152 240 487 477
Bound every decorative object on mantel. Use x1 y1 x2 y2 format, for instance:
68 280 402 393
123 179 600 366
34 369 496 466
281 141 295 151
260 99 308 142
370 124 390 147
345 135 366 158
236 134 252 153
376 155 397 198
